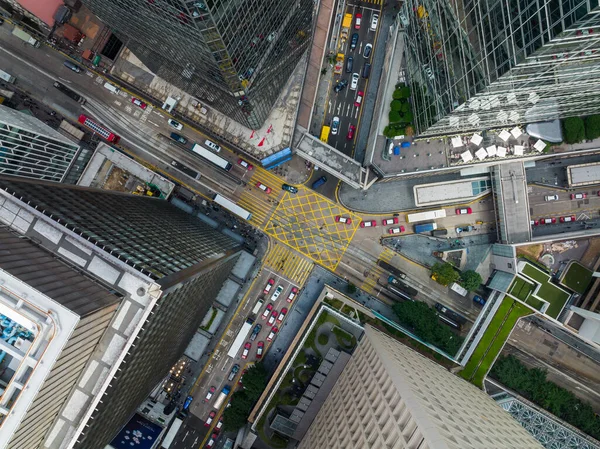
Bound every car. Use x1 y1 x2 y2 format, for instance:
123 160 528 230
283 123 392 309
238 158 253 170
263 278 275 294
473 295 486 306
560 215 576 223
168 119 183 130
256 341 264 358
250 323 262 341
334 79 348 93
242 342 251 359
370 13 379 31
355 12 362 29
267 310 277 326
360 220 377 228
312 176 327 189
398 11 409 26
423 65 434 80
346 56 354 73
335 215 352 224
205 140 221 152
205 410 216 426
282 184 298 193
388 226 405 234
354 91 364 107
215 416 224 431
350 33 359 50
0 18 4 25
271 285 284 301
455 225 474 233
228 364 240 381
570 193 587 199
455 207 472 215
204 386 216 402
131 97 147 109
183 395 194 411
540 217 556 224
382 217 399 225
350 73 359 90
287 287 299 302
545 194 559 201
530 220 539 226
347 125 356 140
262 303 274 319
363 43 372 58
267 326 278 341
256 181 272 194
277 308 288 324
331 116 340 135
206 433 218 448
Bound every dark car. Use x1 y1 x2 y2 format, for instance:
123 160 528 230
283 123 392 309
282 184 298 194
363 43 372 58
250 324 262 341
312 176 327 189
346 56 353 73
228 364 240 381
334 79 348 93
350 33 359 50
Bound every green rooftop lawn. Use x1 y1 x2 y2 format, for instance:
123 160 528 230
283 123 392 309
521 262 549 283
525 295 545 311
562 262 594 295
520 262 570 319
509 277 534 301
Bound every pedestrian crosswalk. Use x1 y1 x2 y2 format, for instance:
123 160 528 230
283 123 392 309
359 0 382 5
237 168 284 228
359 248 395 294
264 243 314 286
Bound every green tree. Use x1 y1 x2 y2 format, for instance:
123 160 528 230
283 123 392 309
400 86 411 98
460 270 482 292
585 114 600 140
563 117 585 144
431 262 459 286
389 111 401 123
346 282 357 294
392 89 403 100
390 100 402 111
401 103 410 113
221 363 268 432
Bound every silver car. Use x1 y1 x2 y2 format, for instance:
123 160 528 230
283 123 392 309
331 116 340 135
350 73 360 90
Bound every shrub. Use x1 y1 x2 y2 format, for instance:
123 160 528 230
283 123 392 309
585 114 600 140
400 86 411 98
402 112 413 123
401 103 410 113
392 89 403 100
389 111 402 123
346 282 357 294
390 100 402 111
563 117 585 144
431 262 460 286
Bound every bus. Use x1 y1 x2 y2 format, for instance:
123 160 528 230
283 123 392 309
227 318 254 358
386 284 414 302
388 276 418 297
77 114 120 143
160 417 183 449
320 125 331 142
54 81 86 104
214 194 252 221
377 260 406 279
191 144 232 171
406 209 446 223
437 314 461 329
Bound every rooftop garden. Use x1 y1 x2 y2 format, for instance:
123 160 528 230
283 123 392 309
561 262 593 295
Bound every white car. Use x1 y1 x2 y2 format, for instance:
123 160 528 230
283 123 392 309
370 13 379 31
331 116 340 135
168 119 183 130
271 285 284 301
205 139 221 152
423 65 434 80
350 73 359 90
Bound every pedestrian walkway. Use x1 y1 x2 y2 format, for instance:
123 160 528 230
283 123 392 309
264 243 314 286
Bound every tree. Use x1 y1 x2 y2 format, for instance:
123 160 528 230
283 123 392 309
401 103 410 113
346 282 357 294
431 262 459 286
389 111 401 123
460 270 482 291
392 89 403 100
390 100 402 111
563 117 585 144
221 363 268 432
585 114 600 140
400 86 411 98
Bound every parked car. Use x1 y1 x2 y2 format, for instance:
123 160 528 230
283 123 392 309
215 416 224 431
473 295 486 306
205 411 216 426
540 217 556 224
388 226 405 234
331 116 340 135
334 79 348 93
228 364 240 381
287 287 298 302
456 207 472 215
346 56 353 73
571 193 587 199
312 176 327 189
530 220 539 226
263 278 275 294
282 184 298 193
347 125 356 140
242 342 251 359
277 308 288 324
132 97 147 109
206 433 218 448
205 139 221 152
455 225 474 233
350 73 359 90
238 159 253 170
335 215 352 224
271 285 284 301
355 12 362 29
262 303 274 319
170 132 187 144
256 341 265 358
560 215 576 223
204 386 216 402
545 194 559 201
363 43 372 58
354 91 364 107
267 327 278 341
168 119 183 130
382 217 399 225
360 220 376 228
256 181 272 194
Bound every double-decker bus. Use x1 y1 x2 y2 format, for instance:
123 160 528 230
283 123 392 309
77 114 120 143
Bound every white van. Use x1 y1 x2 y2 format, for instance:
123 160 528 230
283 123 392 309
103 82 120 94
251 299 264 315
205 139 221 152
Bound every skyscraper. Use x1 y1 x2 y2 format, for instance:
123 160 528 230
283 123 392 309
82 0 313 129
0 176 242 449
0 104 80 181
299 325 543 449
402 0 600 136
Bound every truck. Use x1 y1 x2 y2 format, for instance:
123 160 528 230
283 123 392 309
170 132 187 144
0 69 15 83
334 53 344 75
450 282 468 297
414 222 437 233
160 417 183 449
227 318 253 358
213 385 231 410
432 229 448 237
407 209 446 223
12 27 41 48
340 13 352 43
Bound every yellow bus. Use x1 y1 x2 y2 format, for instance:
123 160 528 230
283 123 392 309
320 125 331 142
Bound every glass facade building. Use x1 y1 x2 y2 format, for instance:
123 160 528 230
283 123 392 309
402 0 600 136
81 0 314 129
